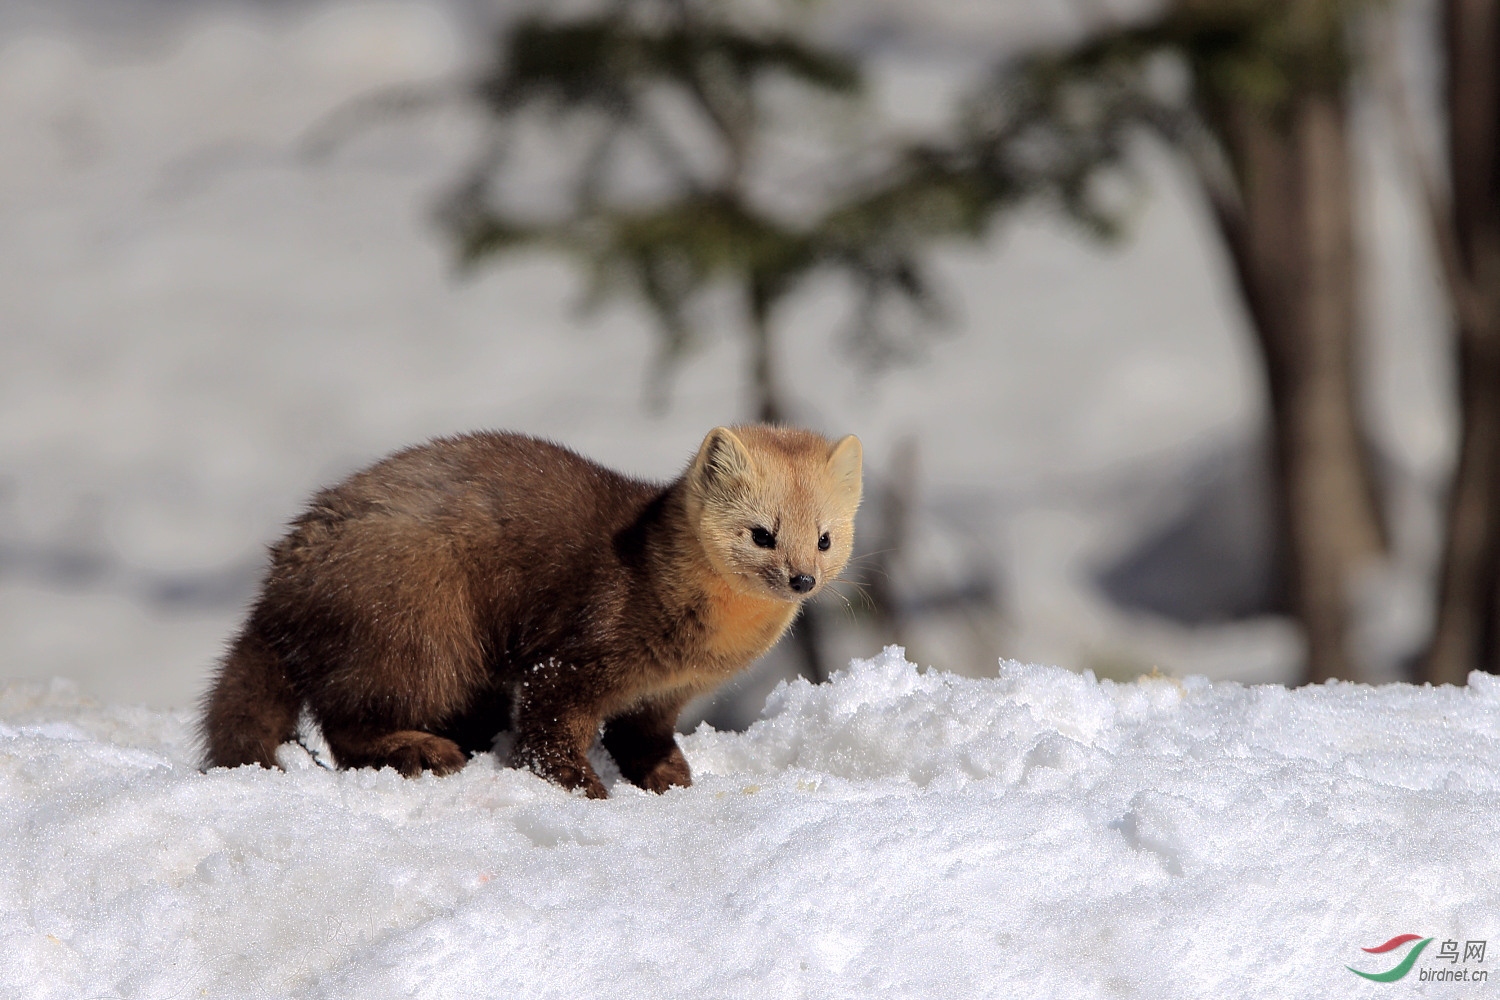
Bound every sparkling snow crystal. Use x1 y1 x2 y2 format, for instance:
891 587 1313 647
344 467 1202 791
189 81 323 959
3 649 1499 998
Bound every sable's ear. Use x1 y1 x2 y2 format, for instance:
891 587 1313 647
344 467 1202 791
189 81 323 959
827 434 863 508
690 426 754 493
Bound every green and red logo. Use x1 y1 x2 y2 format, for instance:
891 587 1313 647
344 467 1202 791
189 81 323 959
1348 935 1432 982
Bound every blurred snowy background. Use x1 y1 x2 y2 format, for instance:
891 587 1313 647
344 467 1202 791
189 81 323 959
0 0 1453 712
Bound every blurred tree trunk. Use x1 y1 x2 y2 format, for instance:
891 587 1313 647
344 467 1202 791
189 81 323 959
1189 3 1386 683
996 0 1391 681
865 437 917 644
748 279 786 425
1421 0 1500 684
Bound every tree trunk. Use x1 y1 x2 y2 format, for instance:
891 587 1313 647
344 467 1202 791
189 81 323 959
1426 334 1500 682
748 279 785 424
864 437 918 643
1203 85 1386 684
1422 0 1500 684
792 602 828 683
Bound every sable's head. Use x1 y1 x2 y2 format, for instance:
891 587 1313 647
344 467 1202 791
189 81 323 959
685 425 862 602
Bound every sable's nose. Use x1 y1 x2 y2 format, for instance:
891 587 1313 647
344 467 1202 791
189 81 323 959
789 574 816 594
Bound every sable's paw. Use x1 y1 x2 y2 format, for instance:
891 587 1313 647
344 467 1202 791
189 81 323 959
543 759 609 799
602 728 692 793
513 741 609 798
577 772 610 799
370 731 468 777
632 746 692 794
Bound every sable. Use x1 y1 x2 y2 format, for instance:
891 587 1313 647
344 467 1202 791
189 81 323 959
201 426 861 797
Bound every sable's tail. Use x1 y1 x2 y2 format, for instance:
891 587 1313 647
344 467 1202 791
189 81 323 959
200 626 300 769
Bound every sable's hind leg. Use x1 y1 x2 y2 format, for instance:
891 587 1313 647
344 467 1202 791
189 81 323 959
278 519 487 777
435 683 513 755
602 694 692 793
202 626 300 769
320 720 467 777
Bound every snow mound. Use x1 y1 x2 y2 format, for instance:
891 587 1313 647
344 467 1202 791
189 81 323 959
4 649 1499 999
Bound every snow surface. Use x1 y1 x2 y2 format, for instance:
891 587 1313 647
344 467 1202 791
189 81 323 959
4 647 1498 999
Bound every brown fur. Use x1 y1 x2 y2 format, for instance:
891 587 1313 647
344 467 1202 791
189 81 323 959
200 426 862 797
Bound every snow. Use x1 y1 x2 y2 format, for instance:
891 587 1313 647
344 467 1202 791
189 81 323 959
4 647 1497 998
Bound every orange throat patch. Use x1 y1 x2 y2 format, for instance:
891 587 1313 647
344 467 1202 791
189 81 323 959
699 574 798 666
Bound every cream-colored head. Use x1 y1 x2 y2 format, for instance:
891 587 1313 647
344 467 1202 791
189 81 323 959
683 425 862 603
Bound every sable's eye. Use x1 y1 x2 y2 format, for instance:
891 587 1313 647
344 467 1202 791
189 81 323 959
818 532 831 551
750 526 776 549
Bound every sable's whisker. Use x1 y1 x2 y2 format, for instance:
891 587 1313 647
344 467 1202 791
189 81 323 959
822 586 856 616
843 550 896 565
816 586 859 624
828 578 877 614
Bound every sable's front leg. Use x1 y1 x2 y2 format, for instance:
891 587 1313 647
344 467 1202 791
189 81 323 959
602 694 692 793
510 668 608 798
